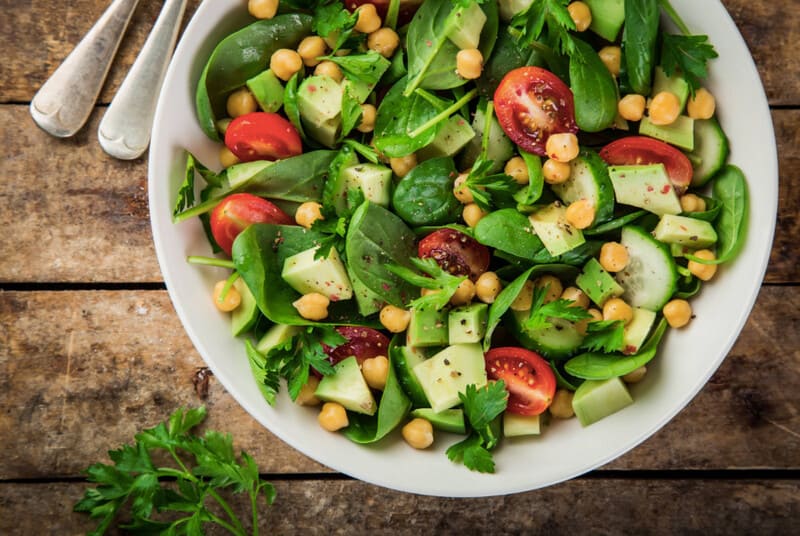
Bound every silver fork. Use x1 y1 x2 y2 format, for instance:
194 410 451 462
30 0 140 138
98 0 188 160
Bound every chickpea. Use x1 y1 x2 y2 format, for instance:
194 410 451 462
295 376 321 406
565 199 596 229
687 88 716 120
379 305 411 333
680 193 707 213
567 1 593 32
549 389 575 419
663 299 693 328
297 36 327 67
587 308 603 322
688 249 718 281
598 45 621 76
534 275 563 304
603 298 633 324
293 292 330 321
314 60 344 83
599 241 629 273
390 154 417 178
213 280 241 312
355 3 382 34
402 418 434 449
462 203 487 228
545 132 580 162
226 88 257 118
561 286 589 309
510 280 535 312
456 48 483 80
648 91 681 126
362 355 390 391
450 279 477 306
318 402 349 431
622 366 647 384
357 103 377 133
219 146 240 169
367 27 400 58
453 173 474 204
248 0 278 19
475 271 503 304
295 201 324 229
504 156 529 185
543 158 571 184
270 49 304 81
618 94 646 121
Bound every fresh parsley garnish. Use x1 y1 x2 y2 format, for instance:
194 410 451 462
446 381 508 473
386 257 467 311
74 406 275 535
660 33 719 94
524 284 593 331
312 2 361 52
510 0 577 56
464 158 520 212
580 319 626 353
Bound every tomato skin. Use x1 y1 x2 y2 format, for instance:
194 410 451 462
599 136 693 194
418 229 490 281
210 193 294 256
325 327 391 366
224 112 302 162
485 347 556 416
494 66 578 156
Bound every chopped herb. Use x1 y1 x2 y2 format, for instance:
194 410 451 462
524 285 593 331
660 33 719 94
580 320 626 353
446 381 508 473
386 257 467 311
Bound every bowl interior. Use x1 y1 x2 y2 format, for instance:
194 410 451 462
148 0 778 497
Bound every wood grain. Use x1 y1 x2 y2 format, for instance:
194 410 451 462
1 479 798 534
1 287 797 480
1 106 798 283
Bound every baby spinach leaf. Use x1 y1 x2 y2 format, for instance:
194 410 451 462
570 38 619 133
320 50 392 87
339 87 363 140
392 157 462 226
373 77 446 157
474 208 544 260
683 196 722 222
622 0 660 95
584 210 648 236
484 267 535 351
283 72 307 141
513 152 545 206
531 240 604 266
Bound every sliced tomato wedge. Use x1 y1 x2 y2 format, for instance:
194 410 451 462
418 228 490 281
485 347 556 416
494 66 578 156
325 326 390 366
210 193 294 256
599 136 693 194
225 112 302 162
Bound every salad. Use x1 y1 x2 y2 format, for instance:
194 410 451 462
171 0 748 474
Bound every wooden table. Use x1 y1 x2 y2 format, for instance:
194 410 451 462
1 1 798 532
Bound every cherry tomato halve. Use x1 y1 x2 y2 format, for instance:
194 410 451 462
225 112 302 162
494 66 578 156
485 347 556 416
599 136 693 194
418 229 490 281
210 193 294 256
324 327 391 366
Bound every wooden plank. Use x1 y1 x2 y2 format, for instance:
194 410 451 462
1 479 798 534
2 1 796 105
1 287 797 479
1 106 798 283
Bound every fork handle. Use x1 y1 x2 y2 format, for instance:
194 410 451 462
30 0 140 138
98 0 188 160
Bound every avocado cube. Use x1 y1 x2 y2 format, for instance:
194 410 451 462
412 344 488 413
231 278 259 337
503 412 541 437
652 67 690 109
417 115 476 161
255 324 302 355
448 303 488 344
341 163 393 207
576 258 624 307
608 164 683 216
622 307 656 355
297 75 343 148
653 214 718 249
528 202 586 257
572 377 633 427
315 356 377 415
639 115 695 151
246 69 284 113
407 307 449 347
447 1 487 49
409 408 466 434
281 246 353 301
585 0 625 42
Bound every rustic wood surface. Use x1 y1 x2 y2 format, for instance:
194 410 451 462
0 0 798 533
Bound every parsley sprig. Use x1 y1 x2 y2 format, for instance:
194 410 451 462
311 1 361 52
74 407 275 536
386 257 467 311
510 0 577 56
524 285 593 331
659 33 718 94
446 381 508 473
580 320 626 353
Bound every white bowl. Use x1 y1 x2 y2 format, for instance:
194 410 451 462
149 0 778 497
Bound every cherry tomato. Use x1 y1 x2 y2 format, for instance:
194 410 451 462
224 112 302 162
344 0 423 25
599 136 693 194
210 193 294 256
494 66 578 156
325 327 391 366
418 229 490 281
485 347 556 416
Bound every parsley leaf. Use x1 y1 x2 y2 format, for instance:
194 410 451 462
525 285 593 331
660 33 718 94
461 381 509 431
580 320 626 353
446 382 508 473
465 166 520 212
386 257 467 311
312 2 361 52
339 87 363 140
511 0 577 56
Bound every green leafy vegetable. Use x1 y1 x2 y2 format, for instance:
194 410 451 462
510 0 576 56
446 381 508 473
623 0 660 95
312 1 360 52
339 87 363 140
483 267 535 350
386 257 467 311
319 50 392 86
74 407 275 535
524 285 593 331
660 33 718 94
580 320 626 353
